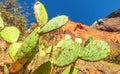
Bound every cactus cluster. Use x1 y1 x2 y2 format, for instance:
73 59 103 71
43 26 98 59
7 1 68 73
0 1 111 74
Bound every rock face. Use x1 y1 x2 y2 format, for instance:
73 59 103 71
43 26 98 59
91 9 120 32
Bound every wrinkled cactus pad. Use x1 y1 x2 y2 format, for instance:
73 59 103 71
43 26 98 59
0 26 20 43
79 40 110 61
39 15 68 35
54 42 80 66
8 43 22 61
15 27 40 60
32 61 52 74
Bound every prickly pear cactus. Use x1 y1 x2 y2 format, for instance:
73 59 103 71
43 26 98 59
39 15 68 35
0 26 20 43
54 41 80 66
15 27 40 60
0 13 4 29
79 40 110 61
34 1 48 26
32 61 52 74
8 43 22 61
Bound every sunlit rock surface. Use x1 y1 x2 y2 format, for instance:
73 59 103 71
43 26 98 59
91 9 120 32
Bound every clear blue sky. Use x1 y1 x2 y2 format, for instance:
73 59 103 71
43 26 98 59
18 0 120 28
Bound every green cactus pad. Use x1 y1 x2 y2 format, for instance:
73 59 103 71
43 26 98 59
39 15 68 35
0 26 20 43
32 61 52 74
62 66 78 74
8 43 22 61
79 40 110 61
0 13 4 29
15 27 40 60
38 2 48 26
34 1 48 26
54 42 80 66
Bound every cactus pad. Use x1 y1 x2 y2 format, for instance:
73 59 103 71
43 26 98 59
0 26 20 43
79 40 110 61
34 1 48 26
15 27 40 60
54 42 80 66
39 15 68 35
8 43 22 61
